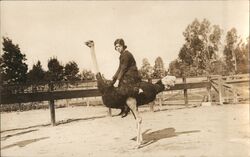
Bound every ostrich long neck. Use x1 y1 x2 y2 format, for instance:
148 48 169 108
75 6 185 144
90 46 100 74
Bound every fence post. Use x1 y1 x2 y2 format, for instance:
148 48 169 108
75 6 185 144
218 75 224 105
107 107 112 116
18 86 24 112
207 76 212 102
233 88 238 104
149 102 154 112
86 98 90 107
49 82 56 126
183 77 188 105
66 82 70 107
159 93 163 110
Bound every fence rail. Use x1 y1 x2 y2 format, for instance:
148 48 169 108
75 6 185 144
1 74 248 126
1 82 210 104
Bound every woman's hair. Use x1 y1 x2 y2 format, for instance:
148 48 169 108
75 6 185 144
114 38 127 50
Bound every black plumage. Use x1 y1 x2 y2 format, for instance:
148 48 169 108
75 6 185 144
96 73 165 110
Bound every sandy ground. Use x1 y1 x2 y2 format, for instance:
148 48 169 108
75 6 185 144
1 104 249 157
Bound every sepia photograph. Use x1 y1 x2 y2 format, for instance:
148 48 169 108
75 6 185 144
0 1 249 157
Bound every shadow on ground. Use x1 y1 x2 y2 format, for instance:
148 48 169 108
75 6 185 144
1 137 49 150
1 115 107 133
131 128 200 148
1 129 39 141
56 115 106 126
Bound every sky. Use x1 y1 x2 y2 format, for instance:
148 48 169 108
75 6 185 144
1 1 249 78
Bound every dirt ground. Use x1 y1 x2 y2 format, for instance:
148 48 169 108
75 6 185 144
1 103 249 157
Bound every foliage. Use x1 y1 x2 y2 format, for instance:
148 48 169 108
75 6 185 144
207 59 228 75
1 37 28 84
179 19 222 76
45 57 64 82
27 61 45 83
234 37 249 74
152 57 167 79
64 61 80 81
169 59 202 77
81 69 95 80
223 28 238 74
169 59 182 77
139 58 153 80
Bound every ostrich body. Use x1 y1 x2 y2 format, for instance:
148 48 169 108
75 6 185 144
96 72 165 109
85 40 175 148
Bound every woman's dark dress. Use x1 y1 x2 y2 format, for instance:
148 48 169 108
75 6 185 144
113 50 141 96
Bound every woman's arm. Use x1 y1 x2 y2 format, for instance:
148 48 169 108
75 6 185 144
113 64 121 82
117 52 131 81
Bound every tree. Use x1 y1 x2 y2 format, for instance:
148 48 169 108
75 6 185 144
0 37 28 84
27 60 45 83
208 25 222 60
223 28 238 74
169 59 199 77
152 57 166 79
180 19 222 76
234 37 249 73
207 59 228 75
46 57 64 82
139 58 153 80
169 59 182 77
81 69 95 80
64 61 80 81
0 57 3 85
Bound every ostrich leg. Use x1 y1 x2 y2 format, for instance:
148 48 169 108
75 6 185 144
126 97 143 148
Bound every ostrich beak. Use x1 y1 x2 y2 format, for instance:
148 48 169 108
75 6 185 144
85 40 94 47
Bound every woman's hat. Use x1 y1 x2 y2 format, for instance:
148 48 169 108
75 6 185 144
114 38 127 49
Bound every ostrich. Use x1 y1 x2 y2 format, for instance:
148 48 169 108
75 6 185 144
85 40 176 147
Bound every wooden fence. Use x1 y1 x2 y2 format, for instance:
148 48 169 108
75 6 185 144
1 74 249 126
210 74 249 105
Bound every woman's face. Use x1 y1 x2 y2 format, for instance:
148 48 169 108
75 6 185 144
115 44 124 53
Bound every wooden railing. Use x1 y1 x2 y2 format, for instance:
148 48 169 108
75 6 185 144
210 74 249 105
1 79 211 126
1 81 211 104
1 74 248 126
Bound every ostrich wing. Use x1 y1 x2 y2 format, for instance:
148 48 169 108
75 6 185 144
96 73 165 108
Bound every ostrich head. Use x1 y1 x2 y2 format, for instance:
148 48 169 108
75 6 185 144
85 40 94 48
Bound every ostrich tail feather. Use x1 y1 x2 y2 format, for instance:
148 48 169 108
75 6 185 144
161 75 176 89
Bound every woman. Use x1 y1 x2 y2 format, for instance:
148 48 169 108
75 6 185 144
112 39 141 116
112 39 141 92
